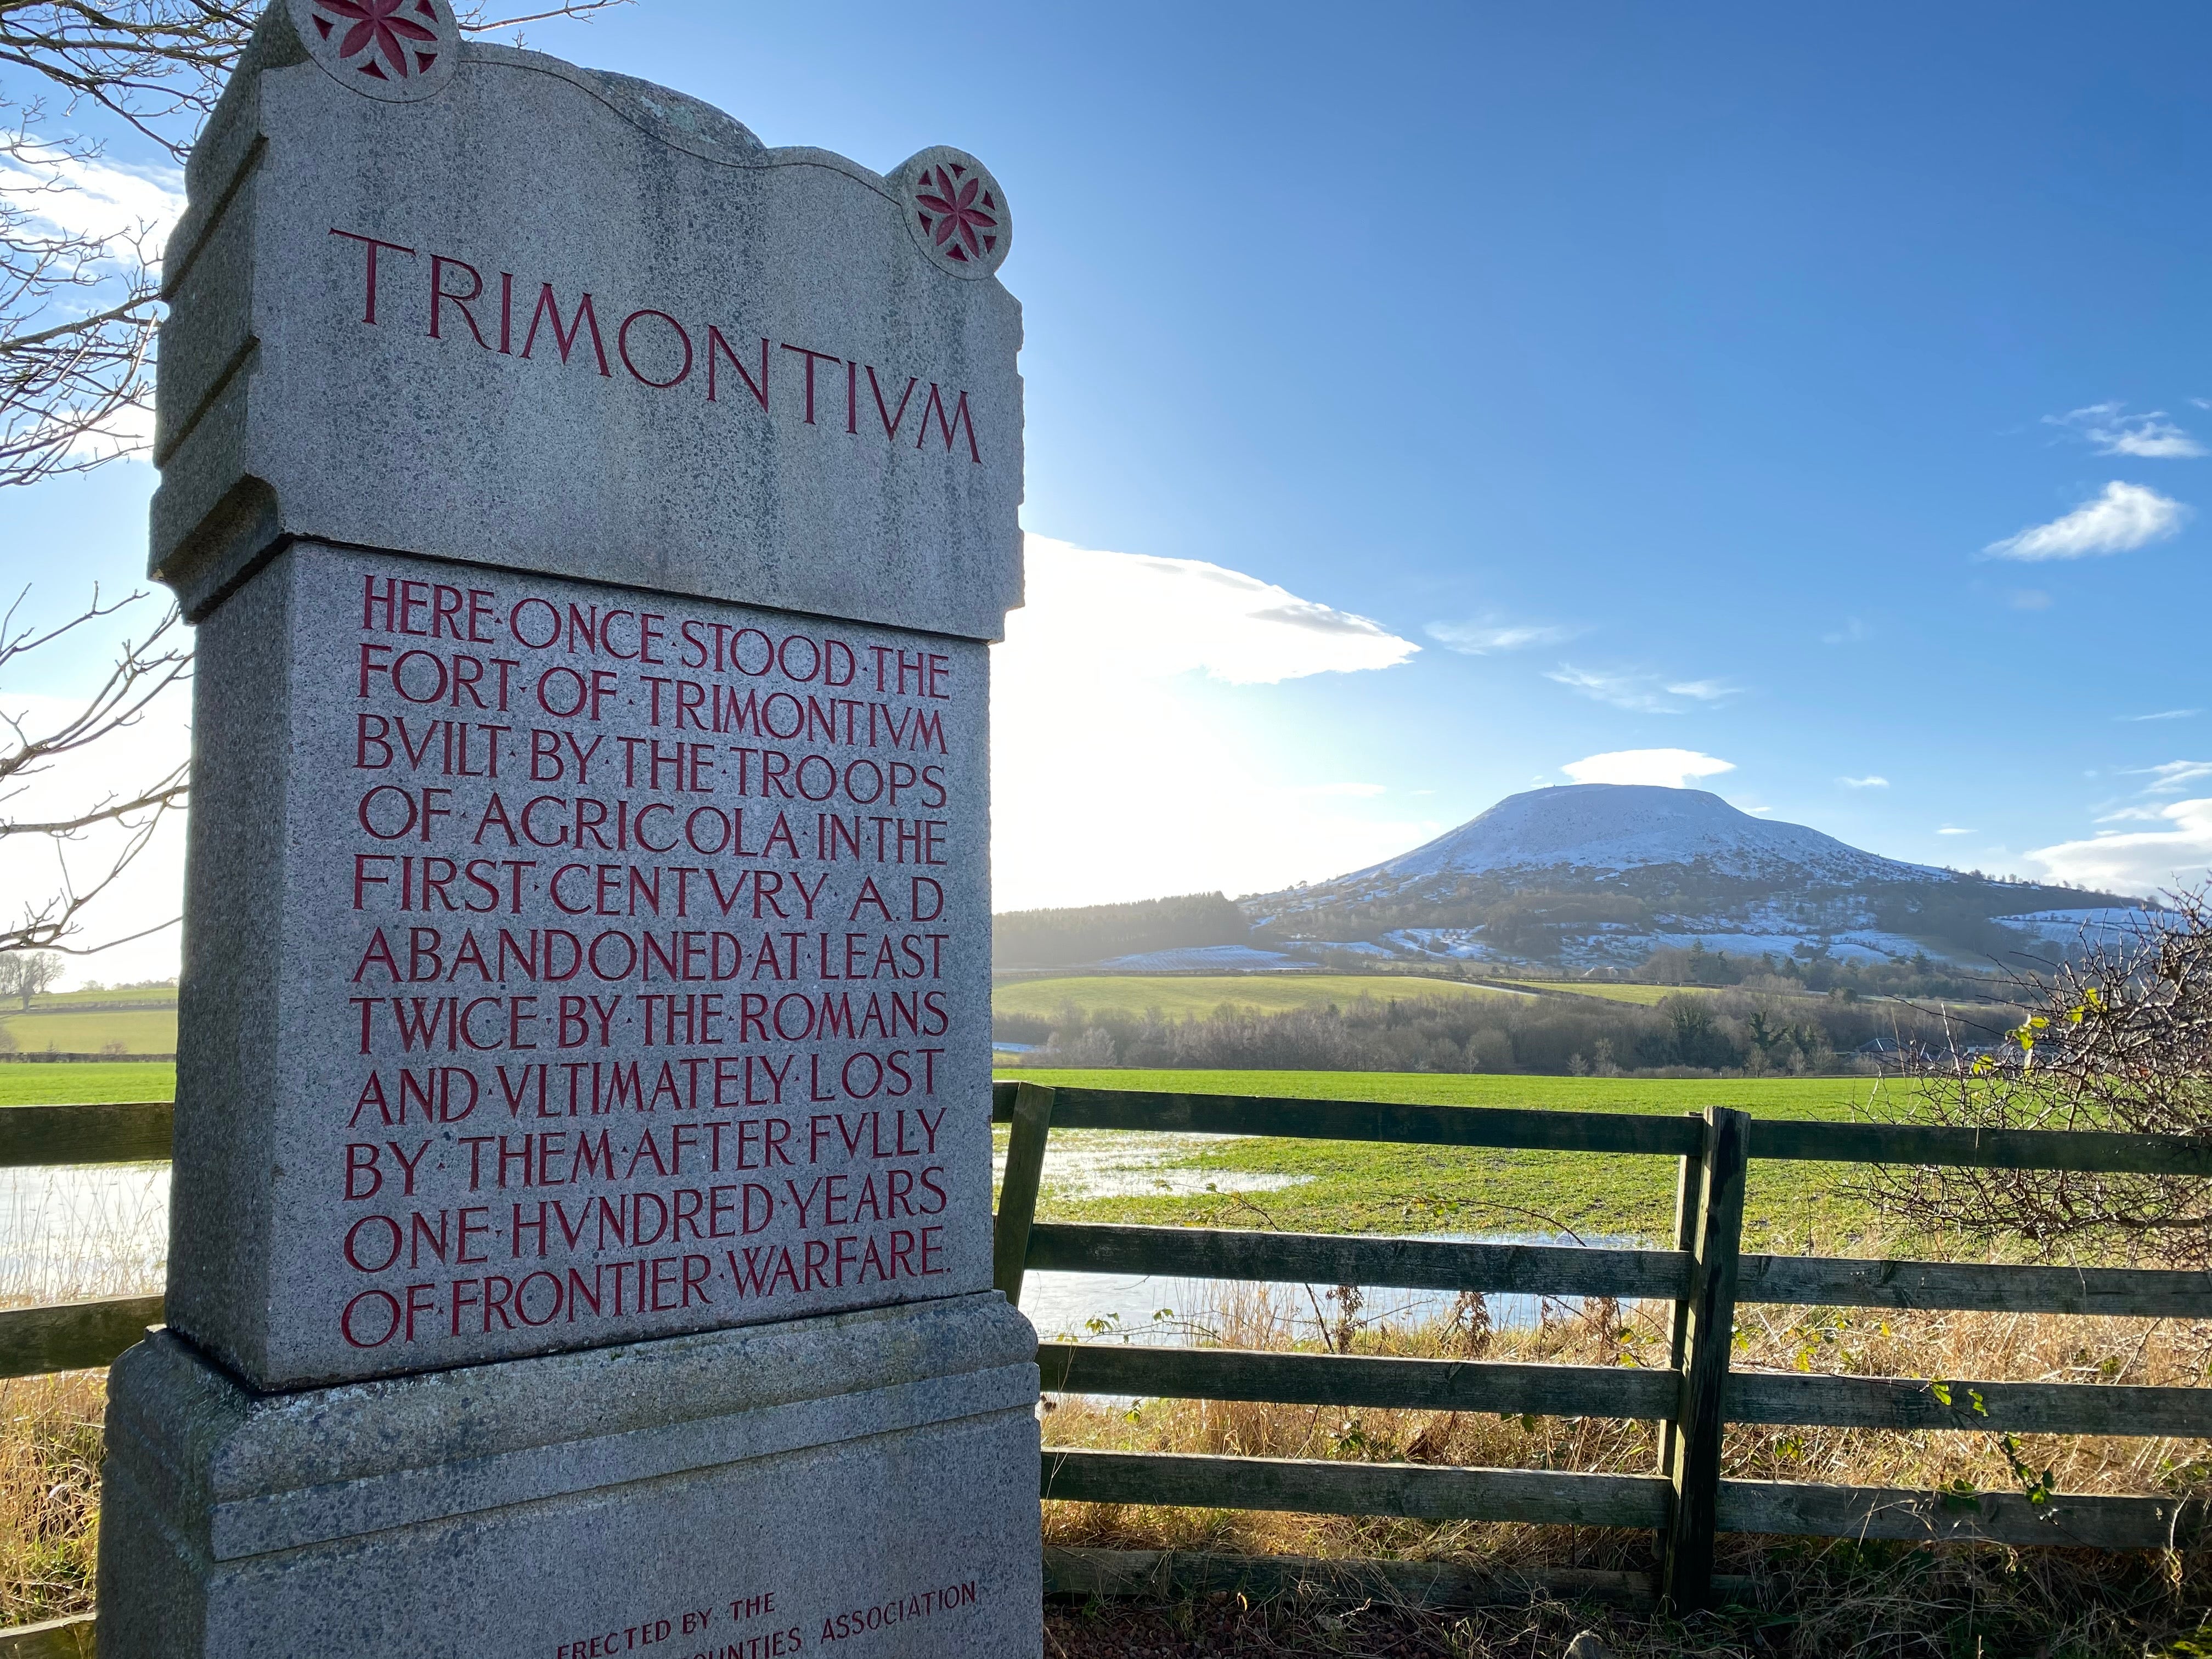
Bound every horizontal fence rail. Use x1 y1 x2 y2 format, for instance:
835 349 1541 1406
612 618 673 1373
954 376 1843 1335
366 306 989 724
1038 1343 2212 1440
1041 1452 2207 1552
0 1101 172 1170
991 1080 2212 1610
1026 1222 1692 1301
990 1082 2212 1175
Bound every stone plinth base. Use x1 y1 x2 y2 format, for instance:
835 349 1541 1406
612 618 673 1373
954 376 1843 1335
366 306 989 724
97 1295 1041 1658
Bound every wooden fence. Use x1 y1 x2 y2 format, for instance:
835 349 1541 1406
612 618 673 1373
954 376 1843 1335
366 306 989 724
990 1080 2212 1611
0 1085 2207 1647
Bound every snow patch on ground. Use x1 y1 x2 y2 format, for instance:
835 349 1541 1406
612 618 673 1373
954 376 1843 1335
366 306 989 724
1385 928 1494 960
1996 907 2176 949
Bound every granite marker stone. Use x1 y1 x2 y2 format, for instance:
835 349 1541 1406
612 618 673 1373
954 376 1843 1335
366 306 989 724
98 2 1040 1652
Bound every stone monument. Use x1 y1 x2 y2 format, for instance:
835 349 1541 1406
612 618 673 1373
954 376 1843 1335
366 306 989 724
96 2 1039 1652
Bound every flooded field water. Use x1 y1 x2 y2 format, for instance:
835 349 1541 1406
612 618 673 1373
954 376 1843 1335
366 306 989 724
0 1165 168 1305
996 1128 1645 1349
8 1132 1640 1346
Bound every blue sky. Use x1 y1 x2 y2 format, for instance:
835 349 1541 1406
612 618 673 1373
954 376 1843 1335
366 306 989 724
9 2 2212 972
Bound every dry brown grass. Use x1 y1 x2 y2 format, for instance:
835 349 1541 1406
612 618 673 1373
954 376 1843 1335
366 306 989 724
1040 1287 2212 1653
0 1373 104 1626
0 1164 162 1629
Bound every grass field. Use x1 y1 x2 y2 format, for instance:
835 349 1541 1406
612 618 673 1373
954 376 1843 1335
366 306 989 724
997 1066 1906 1251
1493 979 1718 1004
13 986 176 1009
0 1063 174 1107
994 974 1516 1021
0 1008 178 1055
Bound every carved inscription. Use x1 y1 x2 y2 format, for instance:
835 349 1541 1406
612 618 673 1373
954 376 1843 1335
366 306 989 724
331 227 987 461
324 556 981 1357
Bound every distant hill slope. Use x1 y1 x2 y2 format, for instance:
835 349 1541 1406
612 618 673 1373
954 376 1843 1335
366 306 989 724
992 785 2152 977
1346 785 1939 888
1247 785 2146 974
992 891 1250 970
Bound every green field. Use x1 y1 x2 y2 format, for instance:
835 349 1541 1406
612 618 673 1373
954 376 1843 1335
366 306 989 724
1493 979 1718 1005
0 1007 178 1054
12 985 177 1009
995 1066 1906 1252
994 973 1515 1021
0 1062 174 1107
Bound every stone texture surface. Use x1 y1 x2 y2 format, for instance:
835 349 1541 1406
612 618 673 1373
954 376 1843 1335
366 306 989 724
100 1295 1042 1657
115 12 1041 1652
172 540 996 1389
151 4 1023 640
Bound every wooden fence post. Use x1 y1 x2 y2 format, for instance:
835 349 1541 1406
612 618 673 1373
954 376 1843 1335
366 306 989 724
1655 1117 1699 1477
993 1082 1055 1306
1660 1105 1750 1612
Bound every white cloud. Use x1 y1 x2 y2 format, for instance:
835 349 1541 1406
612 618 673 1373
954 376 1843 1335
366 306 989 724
0 148 184 465
2028 798 2212 891
1983 481 2188 561
1545 664 1739 714
2048 402 2207 460
1011 538 1415 685
1937 826 1974 836
2129 760 2212 794
991 535 1430 909
1838 775 1889 789
1821 617 1869 646
0 147 186 250
1666 678 1736 702
1561 749 1735 788
63 398 156 465
2120 709 2201 723
2010 588 2053 611
1425 618 1579 655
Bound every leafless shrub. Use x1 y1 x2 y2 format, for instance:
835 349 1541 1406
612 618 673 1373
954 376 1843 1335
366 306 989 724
1858 891 2212 1265
0 586 188 956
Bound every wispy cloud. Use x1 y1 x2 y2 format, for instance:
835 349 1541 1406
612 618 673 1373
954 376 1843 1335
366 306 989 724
1984 482 2188 561
1667 678 1736 702
0 145 185 250
1545 664 1740 714
1064 545 1419 683
1425 617 1581 655
2129 760 2212 794
2029 798 2212 890
2120 709 2201 723
1838 775 1889 789
1562 749 1735 789
1937 826 1975 836
1821 617 1869 646
2047 402 2207 459
2009 589 2053 610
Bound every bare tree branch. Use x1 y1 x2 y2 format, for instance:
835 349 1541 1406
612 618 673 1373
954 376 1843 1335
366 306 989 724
0 585 190 956
1857 893 2212 1266
0 0 634 490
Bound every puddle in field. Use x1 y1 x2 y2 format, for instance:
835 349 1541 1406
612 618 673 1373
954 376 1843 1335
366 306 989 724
991 1127 1652 1353
991 1128 1311 1202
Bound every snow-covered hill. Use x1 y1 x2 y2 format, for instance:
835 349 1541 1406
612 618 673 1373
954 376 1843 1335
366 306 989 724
1247 785 2140 974
1343 785 1943 889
